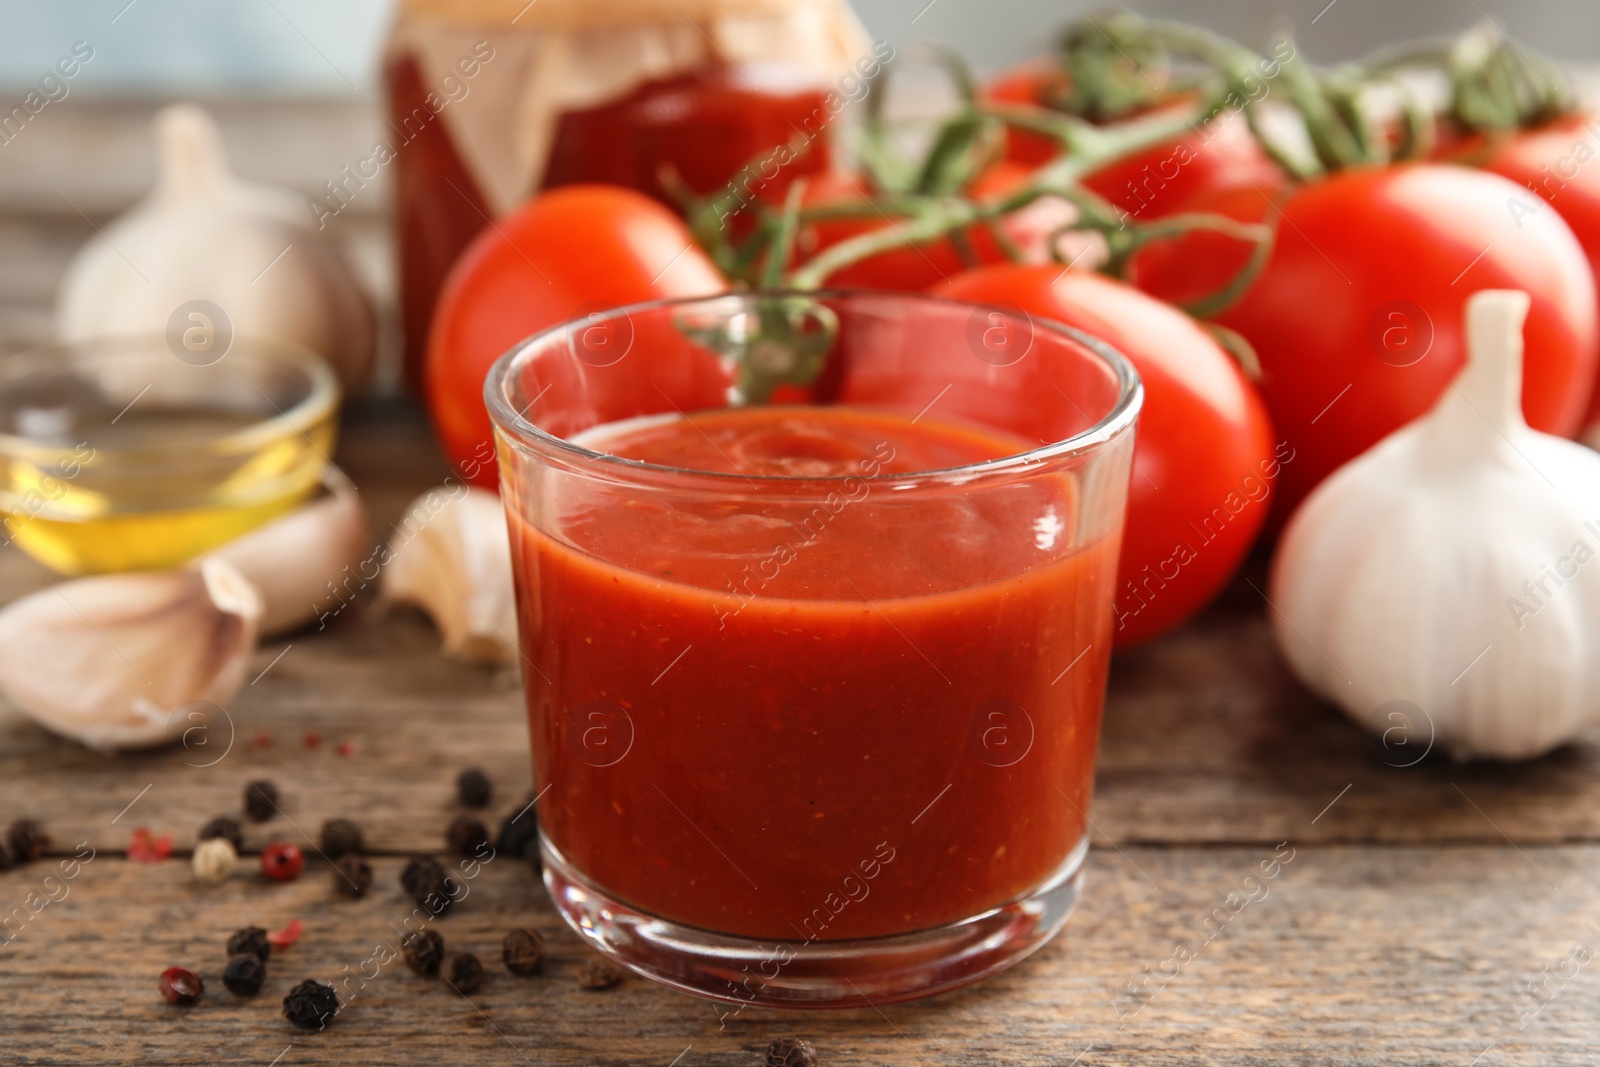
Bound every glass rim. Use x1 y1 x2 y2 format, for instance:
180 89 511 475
484 288 1144 487
0 333 340 463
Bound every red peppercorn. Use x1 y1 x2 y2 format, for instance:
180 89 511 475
159 966 203 1006
267 919 304 950
127 827 172 863
260 842 304 882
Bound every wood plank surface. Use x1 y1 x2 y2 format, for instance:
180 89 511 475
4 98 1600 1066
5 842 1599 1067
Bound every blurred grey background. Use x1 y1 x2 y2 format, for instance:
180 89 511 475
0 0 1595 93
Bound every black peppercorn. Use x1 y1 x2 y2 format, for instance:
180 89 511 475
400 856 455 915
577 957 624 990
319 818 364 858
456 768 492 808
445 815 489 857
495 802 541 872
446 953 485 994
501 928 544 976
766 1037 818 1067
227 926 272 962
7 819 48 863
331 853 373 898
244 780 280 822
222 953 267 996
402 929 445 976
282 979 339 1030
198 815 244 852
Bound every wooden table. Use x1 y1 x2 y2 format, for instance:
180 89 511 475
4 100 1600 1067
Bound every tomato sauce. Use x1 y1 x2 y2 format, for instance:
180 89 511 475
386 53 495 396
509 405 1119 940
386 55 830 391
543 66 831 210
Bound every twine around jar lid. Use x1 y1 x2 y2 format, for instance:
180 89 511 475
395 0 821 29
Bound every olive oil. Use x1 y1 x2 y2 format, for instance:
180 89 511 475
1 386 336 574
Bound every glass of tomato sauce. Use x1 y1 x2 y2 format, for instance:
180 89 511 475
485 291 1141 1008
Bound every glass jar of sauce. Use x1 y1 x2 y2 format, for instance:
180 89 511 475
383 0 869 391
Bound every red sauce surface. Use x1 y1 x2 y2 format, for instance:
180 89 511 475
509 406 1119 940
386 57 829 391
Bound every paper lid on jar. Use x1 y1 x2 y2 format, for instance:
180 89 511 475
387 0 871 213
397 0 833 28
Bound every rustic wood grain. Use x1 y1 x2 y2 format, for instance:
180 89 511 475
3 843 1599 1066
1095 602 1600 847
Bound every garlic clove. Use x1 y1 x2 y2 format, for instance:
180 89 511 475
1270 289 1600 761
206 469 370 636
54 104 377 395
381 487 518 666
0 558 263 752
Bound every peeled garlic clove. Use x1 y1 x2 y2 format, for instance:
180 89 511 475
381 487 518 666
207 469 369 636
1270 290 1600 760
0 559 262 752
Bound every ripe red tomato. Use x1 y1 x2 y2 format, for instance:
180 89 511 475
984 64 1287 218
795 163 1074 290
983 64 1289 312
1468 114 1600 431
935 264 1278 646
1208 164 1598 518
1080 107 1287 223
1122 182 1276 308
426 185 726 489
983 61 1071 166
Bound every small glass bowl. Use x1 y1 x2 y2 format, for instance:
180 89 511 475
486 290 1140 1007
0 334 339 574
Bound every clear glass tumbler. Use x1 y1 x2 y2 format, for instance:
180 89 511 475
485 291 1140 1008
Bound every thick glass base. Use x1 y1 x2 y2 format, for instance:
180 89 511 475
541 836 1088 1009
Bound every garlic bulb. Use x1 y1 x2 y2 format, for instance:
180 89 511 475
0 559 262 752
1270 289 1600 760
55 104 376 393
207 469 370 636
381 487 518 666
